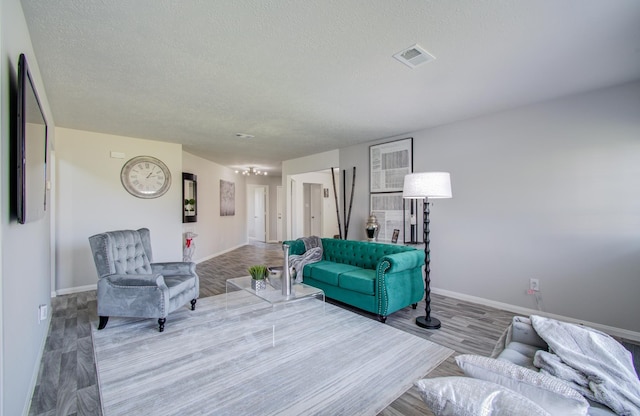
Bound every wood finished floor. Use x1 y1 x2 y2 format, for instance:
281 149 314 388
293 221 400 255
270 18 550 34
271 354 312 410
29 241 639 416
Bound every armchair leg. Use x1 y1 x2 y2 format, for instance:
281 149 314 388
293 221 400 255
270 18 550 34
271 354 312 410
377 315 387 323
411 303 418 309
190 299 197 310
158 318 166 332
98 316 109 330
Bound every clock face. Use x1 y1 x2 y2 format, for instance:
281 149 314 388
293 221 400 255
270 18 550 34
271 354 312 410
120 156 171 199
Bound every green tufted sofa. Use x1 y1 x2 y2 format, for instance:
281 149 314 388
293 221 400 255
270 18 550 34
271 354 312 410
284 238 425 322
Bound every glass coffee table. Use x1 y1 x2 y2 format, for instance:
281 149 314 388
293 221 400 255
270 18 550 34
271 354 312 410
225 276 325 345
226 276 325 309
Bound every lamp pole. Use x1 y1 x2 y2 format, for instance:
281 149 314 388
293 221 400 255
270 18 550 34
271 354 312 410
402 171 451 330
416 197 441 329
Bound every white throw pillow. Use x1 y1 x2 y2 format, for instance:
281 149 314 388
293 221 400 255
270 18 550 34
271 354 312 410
455 354 588 416
414 376 550 416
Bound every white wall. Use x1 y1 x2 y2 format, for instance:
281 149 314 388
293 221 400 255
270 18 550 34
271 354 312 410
182 151 247 261
340 82 640 335
55 128 183 292
1 0 55 414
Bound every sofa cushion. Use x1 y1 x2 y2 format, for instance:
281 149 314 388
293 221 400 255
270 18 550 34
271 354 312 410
338 268 376 295
505 341 543 358
164 275 196 298
414 376 550 416
510 316 548 348
497 347 536 369
456 354 588 416
497 341 543 369
307 261 361 286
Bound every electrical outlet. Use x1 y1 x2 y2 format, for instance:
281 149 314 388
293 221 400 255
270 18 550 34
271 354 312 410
529 278 540 292
38 304 48 322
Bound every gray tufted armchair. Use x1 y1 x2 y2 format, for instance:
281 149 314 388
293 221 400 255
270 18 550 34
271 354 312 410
88 228 199 332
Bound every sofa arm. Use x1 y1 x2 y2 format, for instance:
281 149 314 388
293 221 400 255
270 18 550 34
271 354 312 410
103 273 166 288
283 240 306 255
510 316 548 349
378 250 425 274
375 250 425 316
151 262 196 276
98 273 170 319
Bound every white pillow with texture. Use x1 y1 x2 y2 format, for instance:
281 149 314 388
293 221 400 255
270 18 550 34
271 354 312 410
414 376 550 416
455 354 588 416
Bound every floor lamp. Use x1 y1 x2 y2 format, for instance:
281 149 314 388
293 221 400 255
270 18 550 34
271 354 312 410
402 172 452 330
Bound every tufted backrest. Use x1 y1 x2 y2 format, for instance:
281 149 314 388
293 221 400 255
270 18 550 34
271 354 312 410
282 238 417 270
320 239 416 269
88 228 153 278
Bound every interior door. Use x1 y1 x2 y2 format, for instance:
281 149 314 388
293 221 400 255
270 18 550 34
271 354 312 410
303 183 322 237
253 186 266 242
277 186 283 242
310 183 322 236
290 178 297 239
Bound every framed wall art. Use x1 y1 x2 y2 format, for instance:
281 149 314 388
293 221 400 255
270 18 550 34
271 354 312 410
370 192 411 242
369 137 413 193
183 172 197 223
220 179 235 216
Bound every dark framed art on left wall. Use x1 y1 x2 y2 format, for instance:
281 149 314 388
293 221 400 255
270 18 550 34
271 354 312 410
183 172 197 223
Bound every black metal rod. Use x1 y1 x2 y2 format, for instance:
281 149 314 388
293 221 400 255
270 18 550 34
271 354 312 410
416 197 441 329
342 169 347 238
345 167 356 239
330 167 343 239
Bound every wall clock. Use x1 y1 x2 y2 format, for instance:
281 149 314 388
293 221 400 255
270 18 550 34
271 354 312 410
120 156 171 199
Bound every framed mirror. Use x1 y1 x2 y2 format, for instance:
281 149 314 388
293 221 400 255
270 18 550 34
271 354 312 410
183 172 197 223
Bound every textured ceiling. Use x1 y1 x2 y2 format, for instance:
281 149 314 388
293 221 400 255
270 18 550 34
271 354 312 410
21 0 640 174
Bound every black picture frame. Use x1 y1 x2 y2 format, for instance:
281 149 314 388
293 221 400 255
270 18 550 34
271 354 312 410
391 229 400 244
182 172 197 223
369 137 413 193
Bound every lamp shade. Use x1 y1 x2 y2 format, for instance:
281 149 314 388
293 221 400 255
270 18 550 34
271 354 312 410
402 172 452 199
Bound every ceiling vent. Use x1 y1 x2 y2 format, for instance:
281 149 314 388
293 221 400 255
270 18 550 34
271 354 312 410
393 44 436 68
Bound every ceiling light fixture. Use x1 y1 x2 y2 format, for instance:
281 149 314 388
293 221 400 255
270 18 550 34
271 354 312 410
235 167 267 176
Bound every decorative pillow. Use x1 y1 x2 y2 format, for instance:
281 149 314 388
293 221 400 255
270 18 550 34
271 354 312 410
455 354 588 416
414 376 550 416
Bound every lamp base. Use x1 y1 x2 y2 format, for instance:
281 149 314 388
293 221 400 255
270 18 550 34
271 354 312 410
416 316 441 330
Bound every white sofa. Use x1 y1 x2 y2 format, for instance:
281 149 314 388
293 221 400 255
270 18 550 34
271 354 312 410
415 316 639 416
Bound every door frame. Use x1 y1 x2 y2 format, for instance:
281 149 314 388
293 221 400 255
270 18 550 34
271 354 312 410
246 184 269 242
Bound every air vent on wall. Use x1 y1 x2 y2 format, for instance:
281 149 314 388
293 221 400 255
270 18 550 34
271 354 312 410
393 44 436 68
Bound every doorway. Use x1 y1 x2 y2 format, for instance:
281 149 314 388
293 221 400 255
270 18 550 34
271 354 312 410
286 169 339 240
276 186 283 242
303 183 322 237
247 185 267 242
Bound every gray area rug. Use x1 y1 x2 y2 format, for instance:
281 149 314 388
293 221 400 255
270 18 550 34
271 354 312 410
92 291 453 415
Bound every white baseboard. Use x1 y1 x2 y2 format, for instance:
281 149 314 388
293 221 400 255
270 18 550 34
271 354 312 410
432 287 640 343
24 317 51 416
194 243 246 264
55 284 97 296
